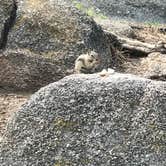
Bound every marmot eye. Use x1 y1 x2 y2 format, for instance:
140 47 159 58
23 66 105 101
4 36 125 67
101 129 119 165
88 59 93 63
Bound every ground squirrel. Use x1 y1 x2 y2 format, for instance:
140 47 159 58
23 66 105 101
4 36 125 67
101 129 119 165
74 51 100 74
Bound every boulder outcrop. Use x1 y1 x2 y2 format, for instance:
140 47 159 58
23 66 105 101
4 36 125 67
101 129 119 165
0 0 15 49
0 49 70 91
0 73 165 166
71 0 166 23
7 0 111 69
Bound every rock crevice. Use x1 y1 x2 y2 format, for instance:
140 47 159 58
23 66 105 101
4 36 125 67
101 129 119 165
0 0 17 50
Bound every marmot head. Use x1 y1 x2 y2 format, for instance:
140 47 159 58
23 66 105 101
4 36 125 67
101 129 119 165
84 50 100 69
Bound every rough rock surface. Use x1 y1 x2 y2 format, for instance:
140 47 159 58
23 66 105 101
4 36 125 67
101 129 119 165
0 0 14 48
0 49 71 91
123 52 166 81
72 0 166 23
0 73 165 166
139 52 166 80
94 18 135 38
6 0 112 70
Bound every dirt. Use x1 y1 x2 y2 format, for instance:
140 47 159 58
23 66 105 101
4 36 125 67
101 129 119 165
0 89 30 138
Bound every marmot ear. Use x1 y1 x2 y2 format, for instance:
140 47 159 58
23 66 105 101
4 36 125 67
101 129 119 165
87 49 91 54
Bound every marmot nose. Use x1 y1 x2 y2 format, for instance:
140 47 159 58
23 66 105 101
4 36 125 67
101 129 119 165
96 58 101 64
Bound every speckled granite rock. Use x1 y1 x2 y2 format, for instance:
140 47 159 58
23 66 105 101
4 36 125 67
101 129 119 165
124 52 166 81
6 0 111 70
0 49 70 91
71 0 166 23
0 73 165 166
0 0 14 48
139 52 166 81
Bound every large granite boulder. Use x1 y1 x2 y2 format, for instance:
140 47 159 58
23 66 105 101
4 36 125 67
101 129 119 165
0 0 114 91
71 0 166 23
0 73 165 166
6 0 111 69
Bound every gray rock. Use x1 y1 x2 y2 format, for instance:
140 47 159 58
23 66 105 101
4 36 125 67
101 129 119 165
72 0 166 23
6 0 111 69
139 52 166 81
0 73 165 166
124 52 166 81
0 49 71 91
94 18 135 37
0 0 14 49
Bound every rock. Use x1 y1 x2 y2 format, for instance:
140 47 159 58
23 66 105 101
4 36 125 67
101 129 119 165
0 49 71 91
94 18 135 38
6 0 111 70
71 0 166 23
124 52 166 81
140 52 166 81
0 73 165 166
70 0 135 37
0 0 14 49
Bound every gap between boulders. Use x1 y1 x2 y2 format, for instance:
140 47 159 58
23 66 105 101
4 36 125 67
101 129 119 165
0 0 17 50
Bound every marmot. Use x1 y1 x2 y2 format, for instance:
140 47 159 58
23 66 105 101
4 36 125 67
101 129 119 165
74 51 100 74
